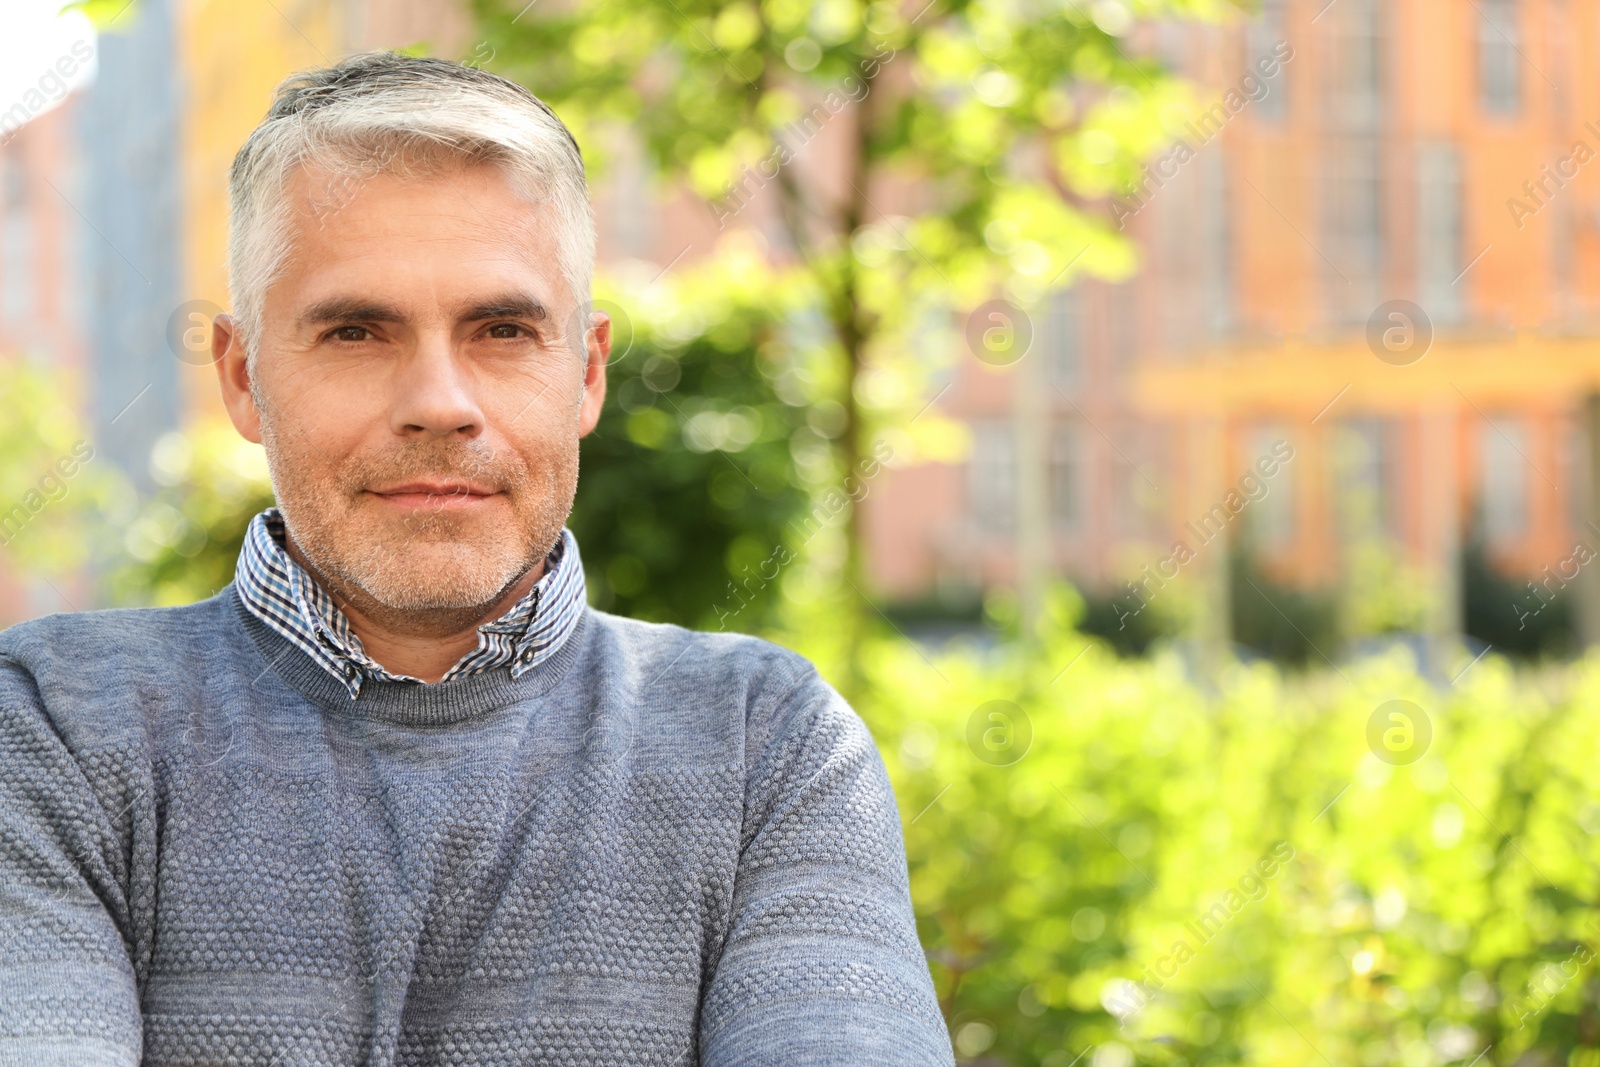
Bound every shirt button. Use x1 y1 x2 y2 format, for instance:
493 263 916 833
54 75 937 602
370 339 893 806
518 648 535 664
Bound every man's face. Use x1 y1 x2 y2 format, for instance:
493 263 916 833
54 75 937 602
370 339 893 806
213 161 608 617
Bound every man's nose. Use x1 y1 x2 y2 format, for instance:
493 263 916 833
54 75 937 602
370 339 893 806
389 332 484 439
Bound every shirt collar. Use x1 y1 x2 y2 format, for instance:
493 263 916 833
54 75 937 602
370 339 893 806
233 505 586 699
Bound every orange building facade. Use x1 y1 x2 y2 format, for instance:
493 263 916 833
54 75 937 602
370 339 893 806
865 0 1600 644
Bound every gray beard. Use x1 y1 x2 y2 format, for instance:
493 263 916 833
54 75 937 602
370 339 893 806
256 401 576 634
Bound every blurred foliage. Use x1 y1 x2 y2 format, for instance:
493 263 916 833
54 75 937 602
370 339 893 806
778 590 1600 1066
103 422 275 607
1463 538 1576 661
62 0 140 28
1340 539 1435 639
1230 548 1338 667
572 256 813 630
1078 584 1180 659
1076 543 1342 666
0 358 118 602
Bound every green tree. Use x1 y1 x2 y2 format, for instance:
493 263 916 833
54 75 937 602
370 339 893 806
469 0 1241 651
103 421 275 608
572 258 813 630
0 358 119 622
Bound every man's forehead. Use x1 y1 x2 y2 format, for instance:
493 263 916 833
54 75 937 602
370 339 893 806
284 157 549 230
270 160 568 313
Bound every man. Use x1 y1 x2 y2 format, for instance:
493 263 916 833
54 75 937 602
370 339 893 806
0 52 953 1066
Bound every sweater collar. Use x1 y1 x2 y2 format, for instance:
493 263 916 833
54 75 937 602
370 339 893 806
225 580 590 726
233 506 587 700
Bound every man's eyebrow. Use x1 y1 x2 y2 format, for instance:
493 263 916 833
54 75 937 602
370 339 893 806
297 297 405 329
295 294 553 330
460 295 550 322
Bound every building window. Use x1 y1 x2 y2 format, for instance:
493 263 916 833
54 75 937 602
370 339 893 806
1156 192 1194 353
2 153 30 329
1107 283 1139 370
1317 0 1384 325
1050 422 1083 531
1042 287 1082 389
1114 421 1165 538
1249 428 1295 551
969 419 1016 536
1548 2 1570 117
1248 0 1289 122
1416 143 1462 325
1154 148 1233 349
1325 0 1383 130
1478 0 1520 115
1200 150 1233 337
1338 417 1395 540
1551 190 1573 305
1566 417 1588 535
1322 139 1383 325
1481 417 1528 543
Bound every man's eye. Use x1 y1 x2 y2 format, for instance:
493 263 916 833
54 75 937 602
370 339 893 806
329 326 371 343
485 323 526 340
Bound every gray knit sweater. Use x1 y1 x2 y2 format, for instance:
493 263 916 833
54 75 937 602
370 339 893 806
0 585 954 1066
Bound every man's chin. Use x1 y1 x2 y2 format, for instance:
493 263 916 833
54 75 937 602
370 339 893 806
353 572 521 614
331 541 535 613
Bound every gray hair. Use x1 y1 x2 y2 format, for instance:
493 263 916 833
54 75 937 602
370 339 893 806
226 51 594 367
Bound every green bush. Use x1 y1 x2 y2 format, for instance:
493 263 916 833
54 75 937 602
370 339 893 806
789 592 1600 1066
0 359 119 604
1230 549 1339 667
570 264 813 632
104 423 275 608
1077 584 1180 658
1463 537 1575 659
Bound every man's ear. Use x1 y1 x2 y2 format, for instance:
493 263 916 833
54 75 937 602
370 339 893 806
577 309 611 437
212 314 263 444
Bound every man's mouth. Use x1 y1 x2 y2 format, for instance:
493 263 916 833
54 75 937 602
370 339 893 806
367 481 500 509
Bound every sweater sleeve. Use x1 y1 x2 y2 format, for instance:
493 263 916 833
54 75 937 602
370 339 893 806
0 657 143 1067
697 665 954 1067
